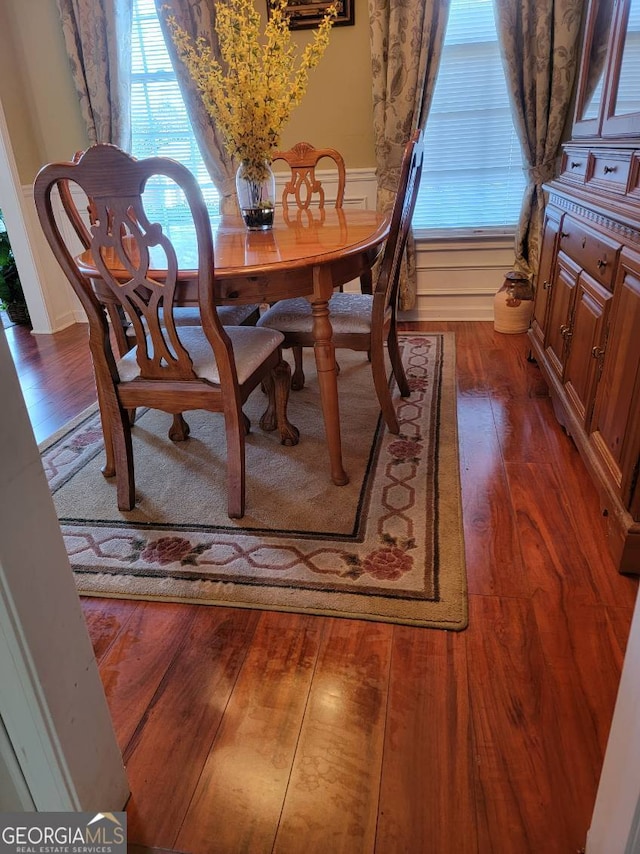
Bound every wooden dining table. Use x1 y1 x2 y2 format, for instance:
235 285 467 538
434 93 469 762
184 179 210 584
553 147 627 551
78 207 389 487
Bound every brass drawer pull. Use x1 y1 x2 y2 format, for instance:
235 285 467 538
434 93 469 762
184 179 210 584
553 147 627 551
597 259 607 269
570 161 581 169
560 231 569 239
592 346 605 359
543 280 552 290
603 165 617 175
560 324 572 340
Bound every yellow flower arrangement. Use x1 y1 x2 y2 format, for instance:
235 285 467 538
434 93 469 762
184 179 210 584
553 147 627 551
167 0 337 188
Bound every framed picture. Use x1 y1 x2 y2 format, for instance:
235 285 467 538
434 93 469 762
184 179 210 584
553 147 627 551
274 0 354 30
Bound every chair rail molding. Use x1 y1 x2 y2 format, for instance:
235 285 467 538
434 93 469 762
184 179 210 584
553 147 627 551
32 166 514 329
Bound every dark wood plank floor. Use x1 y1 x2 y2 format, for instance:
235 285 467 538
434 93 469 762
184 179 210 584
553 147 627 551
6 318 638 853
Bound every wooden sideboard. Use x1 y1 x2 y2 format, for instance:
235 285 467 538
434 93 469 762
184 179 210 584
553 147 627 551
529 0 640 573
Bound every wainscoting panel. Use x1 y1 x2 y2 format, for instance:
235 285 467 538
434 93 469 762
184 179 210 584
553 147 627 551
408 237 516 322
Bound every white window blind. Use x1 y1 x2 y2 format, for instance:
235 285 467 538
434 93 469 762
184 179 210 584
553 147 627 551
130 0 221 237
413 0 526 234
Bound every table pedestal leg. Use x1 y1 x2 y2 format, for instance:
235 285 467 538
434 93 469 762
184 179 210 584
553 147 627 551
311 298 349 486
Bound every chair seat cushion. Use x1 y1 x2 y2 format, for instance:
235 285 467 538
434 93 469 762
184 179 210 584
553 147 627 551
257 293 376 334
125 303 259 341
174 304 259 326
118 325 284 385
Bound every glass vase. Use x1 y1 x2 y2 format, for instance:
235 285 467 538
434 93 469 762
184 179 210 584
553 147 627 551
235 160 276 230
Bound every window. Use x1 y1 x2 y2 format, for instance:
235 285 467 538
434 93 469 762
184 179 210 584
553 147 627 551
131 0 221 236
130 0 524 237
413 0 526 234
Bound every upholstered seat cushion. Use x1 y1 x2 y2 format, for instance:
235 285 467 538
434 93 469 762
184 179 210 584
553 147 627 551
257 293 379 334
118 325 284 385
174 304 259 326
125 303 259 341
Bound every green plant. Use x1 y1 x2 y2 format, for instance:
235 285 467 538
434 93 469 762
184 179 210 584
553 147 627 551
0 210 26 310
0 210 30 325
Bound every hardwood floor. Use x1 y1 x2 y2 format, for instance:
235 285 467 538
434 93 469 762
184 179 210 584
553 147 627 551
6 318 638 853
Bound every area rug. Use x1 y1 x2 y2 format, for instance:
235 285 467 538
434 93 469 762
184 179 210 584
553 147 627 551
40 333 467 629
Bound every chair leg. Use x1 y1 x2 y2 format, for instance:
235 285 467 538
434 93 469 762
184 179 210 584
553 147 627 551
360 270 373 295
388 326 410 397
259 372 277 432
168 413 190 441
274 358 300 446
370 340 400 434
224 406 245 519
111 405 136 510
96 384 116 478
259 360 300 446
291 346 306 390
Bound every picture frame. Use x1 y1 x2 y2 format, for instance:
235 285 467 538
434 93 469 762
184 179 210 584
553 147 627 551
273 0 354 31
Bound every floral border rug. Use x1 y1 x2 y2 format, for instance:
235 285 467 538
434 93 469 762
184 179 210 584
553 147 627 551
41 333 467 629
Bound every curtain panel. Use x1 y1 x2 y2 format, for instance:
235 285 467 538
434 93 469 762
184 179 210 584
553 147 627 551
493 0 584 280
154 0 237 215
56 0 132 149
369 0 449 309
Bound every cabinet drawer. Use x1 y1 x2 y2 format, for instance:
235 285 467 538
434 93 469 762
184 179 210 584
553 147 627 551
560 147 588 183
586 150 632 195
558 216 621 290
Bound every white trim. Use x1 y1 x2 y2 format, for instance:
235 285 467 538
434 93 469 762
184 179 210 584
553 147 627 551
0 716 34 811
586 587 640 854
0 324 129 810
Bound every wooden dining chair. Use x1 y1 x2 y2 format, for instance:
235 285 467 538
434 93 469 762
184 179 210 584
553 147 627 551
58 151 260 359
272 140 373 380
257 129 424 434
272 141 346 211
34 143 298 518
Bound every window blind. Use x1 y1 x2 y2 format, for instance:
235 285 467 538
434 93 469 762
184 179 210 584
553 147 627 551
131 0 221 239
413 0 526 233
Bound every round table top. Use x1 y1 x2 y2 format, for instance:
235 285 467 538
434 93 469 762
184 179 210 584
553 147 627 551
77 208 389 280
213 209 388 277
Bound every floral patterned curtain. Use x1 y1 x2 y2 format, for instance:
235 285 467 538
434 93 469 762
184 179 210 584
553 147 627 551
493 0 584 279
56 0 132 148
369 0 450 310
155 0 237 215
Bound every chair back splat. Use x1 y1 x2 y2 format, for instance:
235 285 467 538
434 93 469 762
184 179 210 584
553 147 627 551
57 148 259 358
272 141 346 211
34 144 297 518
257 129 424 435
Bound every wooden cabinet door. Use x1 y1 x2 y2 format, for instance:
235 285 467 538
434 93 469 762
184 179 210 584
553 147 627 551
531 207 561 346
544 252 580 380
590 247 640 510
563 272 612 429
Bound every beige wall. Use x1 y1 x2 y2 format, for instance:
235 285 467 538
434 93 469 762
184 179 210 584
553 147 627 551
0 1 88 183
279 0 376 166
0 0 375 185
